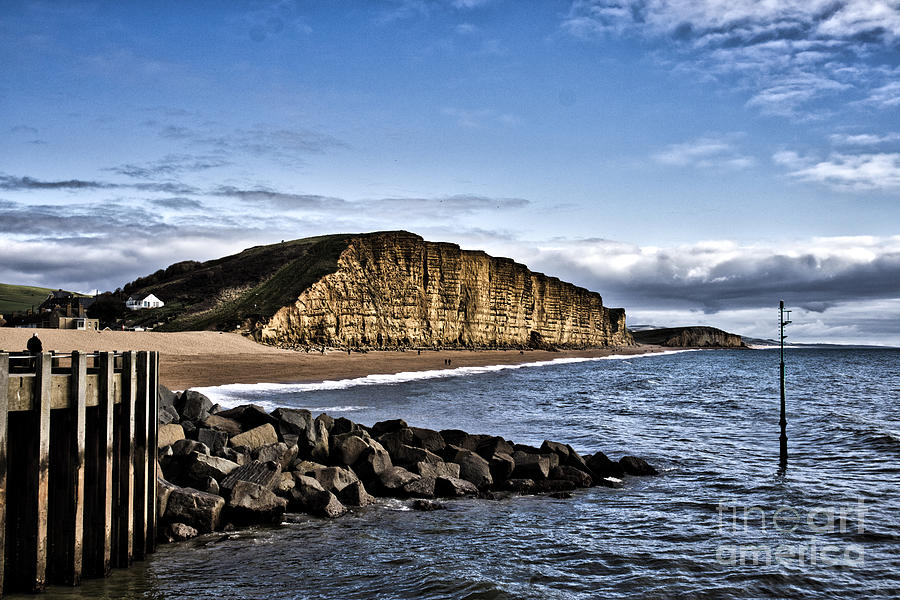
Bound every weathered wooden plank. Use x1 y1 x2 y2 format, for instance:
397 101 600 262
7 372 124 412
114 351 136 568
146 351 159 554
0 353 8 596
84 352 115 577
48 351 87 585
132 352 149 560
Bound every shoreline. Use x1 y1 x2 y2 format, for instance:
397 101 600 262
0 328 667 389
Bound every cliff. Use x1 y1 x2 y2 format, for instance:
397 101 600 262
121 231 633 349
630 326 745 348
256 232 632 349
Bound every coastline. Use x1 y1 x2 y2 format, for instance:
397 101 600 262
0 328 666 389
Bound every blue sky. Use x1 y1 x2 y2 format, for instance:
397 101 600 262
2 1 899 344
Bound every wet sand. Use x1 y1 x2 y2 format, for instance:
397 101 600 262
0 328 664 389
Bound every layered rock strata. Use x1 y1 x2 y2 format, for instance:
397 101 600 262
257 232 632 349
631 326 745 348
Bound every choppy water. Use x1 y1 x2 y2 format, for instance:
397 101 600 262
27 348 900 599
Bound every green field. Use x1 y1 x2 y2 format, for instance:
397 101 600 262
0 283 60 314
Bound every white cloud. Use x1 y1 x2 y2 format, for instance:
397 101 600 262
653 135 755 169
829 133 900 146
774 151 900 190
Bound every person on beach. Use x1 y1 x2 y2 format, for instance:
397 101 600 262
26 333 42 369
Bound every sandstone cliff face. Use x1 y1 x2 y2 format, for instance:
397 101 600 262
257 232 633 349
631 326 744 348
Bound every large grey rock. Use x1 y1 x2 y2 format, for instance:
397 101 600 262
377 428 415 456
158 384 178 410
292 459 329 474
255 442 298 470
307 466 359 494
440 430 479 451
331 417 360 436
533 479 577 493
488 452 515 484
409 427 445 453
389 444 443 469
377 466 420 496
310 415 330 461
290 475 347 518
371 419 408 437
228 481 287 524
171 439 209 456
338 480 376 507
158 404 180 426
202 414 243 437
157 477 178 519
619 456 658 476
353 441 393 483
220 460 282 493
585 451 624 479
549 465 592 487
403 475 436 499
197 428 228 455
216 404 277 430
231 424 278 452
164 487 224 533
453 449 493 489
502 478 535 493
187 452 240 482
332 433 371 466
540 440 570 462
511 451 550 480
158 423 185 449
477 436 514 460
177 390 214 423
164 522 198 542
415 461 460 479
434 476 478 497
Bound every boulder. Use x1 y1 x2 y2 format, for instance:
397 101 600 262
290 475 347 518
164 522 198 542
377 428 415 455
415 461 460 479
275 472 296 495
452 449 493 489
157 477 178 519
549 465 592 488
476 436 514 460
353 441 393 483
219 447 248 465
316 412 334 433
371 418 408 437
216 404 277 430
292 460 329 474
563 444 592 474
540 440 570 462
511 451 550 480
158 384 178 411
338 481 376 507
502 478 535 493
377 466 420 496
310 415 330 461
158 404 180 426
171 439 209 457
488 452 515 484
331 433 370 466
307 466 359 494
389 444 443 469
255 442 299 470
434 476 478 497
533 479 577 493
585 451 625 479
412 499 446 511
409 427 446 453
200 476 220 496
220 460 282 493
158 423 185 449
197 428 229 455
180 420 197 437
202 414 243 437
164 487 224 533
403 475 436 499
619 456 658 476
228 480 287 524
331 417 359 436
177 390 214 423
513 443 543 454
230 424 278 452
186 453 240 483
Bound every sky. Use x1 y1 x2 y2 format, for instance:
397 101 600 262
1 0 899 345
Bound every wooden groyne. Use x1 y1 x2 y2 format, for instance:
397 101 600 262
0 350 159 595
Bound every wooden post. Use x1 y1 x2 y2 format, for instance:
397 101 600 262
0 353 8 596
114 351 136 568
84 352 115 577
146 351 159 554
48 351 87 585
132 352 149 560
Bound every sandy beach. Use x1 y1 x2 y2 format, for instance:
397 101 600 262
0 328 663 389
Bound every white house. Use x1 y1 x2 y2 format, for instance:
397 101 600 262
125 294 165 311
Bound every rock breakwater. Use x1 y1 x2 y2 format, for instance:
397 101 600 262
155 384 657 541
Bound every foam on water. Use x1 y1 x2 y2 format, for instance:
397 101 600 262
195 349 696 408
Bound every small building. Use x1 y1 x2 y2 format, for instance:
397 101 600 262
38 289 95 315
51 314 100 331
125 294 165 311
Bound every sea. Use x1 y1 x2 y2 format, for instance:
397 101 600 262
23 348 900 599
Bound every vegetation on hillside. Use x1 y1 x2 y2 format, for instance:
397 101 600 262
0 283 78 314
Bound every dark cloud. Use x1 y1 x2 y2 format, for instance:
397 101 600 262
106 154 231 179
214 186 346 210
0 174 110 190
151 197 205 210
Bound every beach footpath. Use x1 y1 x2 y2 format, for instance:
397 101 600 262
156 385 658 541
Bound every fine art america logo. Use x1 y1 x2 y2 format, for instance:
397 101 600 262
715 499 867 568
